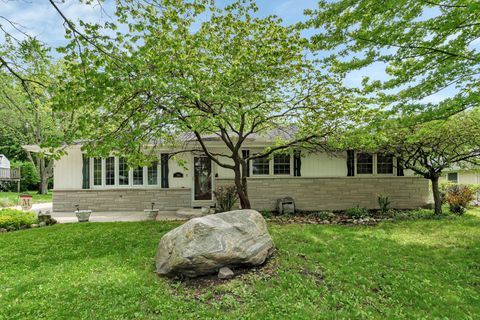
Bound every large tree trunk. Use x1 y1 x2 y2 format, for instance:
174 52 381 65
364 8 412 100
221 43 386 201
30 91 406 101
36 156 51 195
431 175 442 215
234 164 251 209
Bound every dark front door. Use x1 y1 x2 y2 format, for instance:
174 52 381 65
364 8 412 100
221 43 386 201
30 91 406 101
194 156 212 201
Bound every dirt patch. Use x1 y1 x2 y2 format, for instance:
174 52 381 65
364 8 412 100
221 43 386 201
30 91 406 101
165 250 279 291
300 266 325 285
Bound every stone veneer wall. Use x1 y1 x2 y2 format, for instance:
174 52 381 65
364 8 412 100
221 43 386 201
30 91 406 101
216 177 429 211
53 188 191 212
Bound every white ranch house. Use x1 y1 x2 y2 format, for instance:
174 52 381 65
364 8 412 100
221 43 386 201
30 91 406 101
38 135 430 213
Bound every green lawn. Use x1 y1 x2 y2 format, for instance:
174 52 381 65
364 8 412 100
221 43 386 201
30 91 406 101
0 210 479 319
0 191 52 207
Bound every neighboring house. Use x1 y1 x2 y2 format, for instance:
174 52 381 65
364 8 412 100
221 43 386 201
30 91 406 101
26 136 430 213
0 154 11 180
441 166 480 202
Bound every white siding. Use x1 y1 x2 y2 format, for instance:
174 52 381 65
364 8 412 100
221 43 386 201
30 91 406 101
302 152 346 177
169 153 191 188
53 147 83 190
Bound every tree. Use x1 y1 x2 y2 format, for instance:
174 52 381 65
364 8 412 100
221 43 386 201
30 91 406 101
305 0 480 118
377 110 480 215
0 38 81 194
58 0 361 208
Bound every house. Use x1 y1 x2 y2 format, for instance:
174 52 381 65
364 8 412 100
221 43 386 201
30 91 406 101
32 135 430 213
0 154 10 169
441 166 480 202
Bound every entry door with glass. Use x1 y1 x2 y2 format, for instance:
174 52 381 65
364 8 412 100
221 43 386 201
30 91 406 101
194 156 212 201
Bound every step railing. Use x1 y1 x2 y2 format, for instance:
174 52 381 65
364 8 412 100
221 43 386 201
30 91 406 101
0 168 21 180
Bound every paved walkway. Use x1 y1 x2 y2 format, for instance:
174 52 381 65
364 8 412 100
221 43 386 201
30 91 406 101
10 203 203 223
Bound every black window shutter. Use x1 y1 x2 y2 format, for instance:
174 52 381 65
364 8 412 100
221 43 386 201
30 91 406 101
242 150 250 177
82 155 90 189
397 159 404 176
161 153 169 188
293 150 301 177
347 150 355 176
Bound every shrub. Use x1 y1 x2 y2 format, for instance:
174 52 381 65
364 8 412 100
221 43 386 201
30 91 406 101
308 211 335 220
0 209 37 229
8 161 39 192
344 206 369 219
213 185 238 212
260 209 272 219
377 195 391 214
444 184 475 215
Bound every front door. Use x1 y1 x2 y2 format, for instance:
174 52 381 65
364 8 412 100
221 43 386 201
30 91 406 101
194 156 212 201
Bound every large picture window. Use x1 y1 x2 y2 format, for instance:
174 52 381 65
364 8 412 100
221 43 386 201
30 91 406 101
273 153 290 175
118 158 129 185
93 158 102 186
377 154 393 174
252 157 269 175
356 153 373 174
148 161 158 185
105 157 115 185
447 172 458 183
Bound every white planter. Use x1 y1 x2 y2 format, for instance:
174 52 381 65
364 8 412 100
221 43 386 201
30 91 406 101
75 210 92 222
144 209 159 221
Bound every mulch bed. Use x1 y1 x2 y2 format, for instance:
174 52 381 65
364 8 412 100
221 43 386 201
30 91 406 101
268 214 387 226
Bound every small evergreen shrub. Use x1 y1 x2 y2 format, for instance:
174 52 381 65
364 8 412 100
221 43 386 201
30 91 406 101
377 195 391 214
0 209 37 229
213 186 238 212
344 206 369 219
445 184 475 215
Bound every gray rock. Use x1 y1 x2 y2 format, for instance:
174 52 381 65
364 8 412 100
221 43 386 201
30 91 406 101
0 228 7 233
218 267 234 280
39 222 47 227
37 211 52 223
31 224 39 228
155 209 274 278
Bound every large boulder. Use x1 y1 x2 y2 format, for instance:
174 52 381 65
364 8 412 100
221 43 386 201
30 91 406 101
155 209 274 277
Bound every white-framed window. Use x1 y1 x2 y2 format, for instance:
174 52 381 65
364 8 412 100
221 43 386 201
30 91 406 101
251 153 293 176
447 172 458 183
377 154 394 174
148 161 158 185
118 157 129 185
90 157 160 188
93 158 102 186
273 153 291 175
355 153 395 176
133 166 144 185
356 153 373 174
252 156 270 175
105 157 115 185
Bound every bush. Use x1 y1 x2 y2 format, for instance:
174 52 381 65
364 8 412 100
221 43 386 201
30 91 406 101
9 161 39 192
444 184 475 215
377 195 391 214
260 209 273 219
213 185 238 212
0 209 37 229
344 206 369 219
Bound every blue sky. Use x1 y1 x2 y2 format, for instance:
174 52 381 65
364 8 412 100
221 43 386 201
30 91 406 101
0 0 467 101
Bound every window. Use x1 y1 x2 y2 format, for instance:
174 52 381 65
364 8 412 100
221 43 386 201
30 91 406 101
148 161 158 185
133 166 144 185
447 172 458 183
93 158 102 186
377 154 393 174
252 156 269 175
356 153 373 174
273 153 290 175
105 157 115 185
118 158 129 185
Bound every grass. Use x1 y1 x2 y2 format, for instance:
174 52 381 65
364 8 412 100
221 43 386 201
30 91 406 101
0 210 479 319
0 191 52 208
